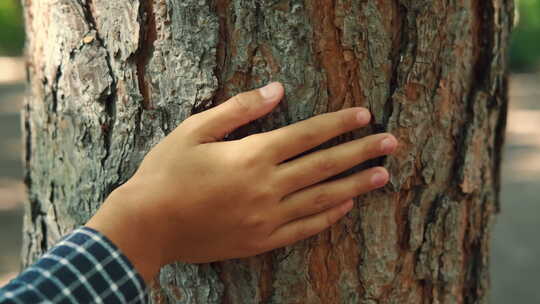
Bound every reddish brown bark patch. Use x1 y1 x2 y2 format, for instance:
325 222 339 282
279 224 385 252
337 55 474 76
306 0 363 112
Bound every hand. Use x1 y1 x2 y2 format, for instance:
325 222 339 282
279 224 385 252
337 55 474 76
86 82 398 282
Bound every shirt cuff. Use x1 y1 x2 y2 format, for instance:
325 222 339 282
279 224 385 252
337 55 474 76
1 226 148 303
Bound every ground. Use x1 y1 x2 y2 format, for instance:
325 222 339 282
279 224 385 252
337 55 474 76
0 57 25 286
491 74 540 303
0 57 538 301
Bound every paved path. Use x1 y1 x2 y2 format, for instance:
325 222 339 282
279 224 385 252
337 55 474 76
0 58 25 283
491 74 540 303
0 81 24 283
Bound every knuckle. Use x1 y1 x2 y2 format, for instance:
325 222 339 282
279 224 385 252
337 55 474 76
243 213 267 230
314 155 337 172
313 192 334 211
238 138 269 168
241 149 262 168
254 185 275 202
366 134 389 155
242 152 258 167
354 176 369 193
354 184 366 196
370 137 385 154
355 138 379 160
296 130 318 145
231 93 252 113
243 134 268 151
339 111 352 130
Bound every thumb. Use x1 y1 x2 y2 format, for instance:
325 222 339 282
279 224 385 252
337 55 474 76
183 82 284 143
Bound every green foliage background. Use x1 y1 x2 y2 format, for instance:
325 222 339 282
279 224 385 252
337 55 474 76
511 0 540 71
0 0 538 71
0 0 24 56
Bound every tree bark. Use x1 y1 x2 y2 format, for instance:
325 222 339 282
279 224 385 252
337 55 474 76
21 0 514 303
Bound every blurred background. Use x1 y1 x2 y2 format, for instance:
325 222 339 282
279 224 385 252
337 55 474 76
0 0 25 288
0 0 539 301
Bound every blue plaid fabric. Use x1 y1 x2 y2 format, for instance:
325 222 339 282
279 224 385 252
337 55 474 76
0 227 148 303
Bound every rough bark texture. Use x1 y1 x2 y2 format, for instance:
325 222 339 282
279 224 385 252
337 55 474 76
21 0 514 303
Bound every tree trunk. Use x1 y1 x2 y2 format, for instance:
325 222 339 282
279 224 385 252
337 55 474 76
21 0 514 303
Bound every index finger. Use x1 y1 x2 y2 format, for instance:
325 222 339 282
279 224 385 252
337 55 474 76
262 107 371 163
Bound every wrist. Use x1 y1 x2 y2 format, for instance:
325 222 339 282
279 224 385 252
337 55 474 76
85 182 165 283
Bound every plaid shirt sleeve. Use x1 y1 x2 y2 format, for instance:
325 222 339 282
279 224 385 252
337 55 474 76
0 227 148 303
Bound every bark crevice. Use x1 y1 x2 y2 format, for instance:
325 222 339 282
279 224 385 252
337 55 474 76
135 0 157 110
211 0 231 108
79 0 118 168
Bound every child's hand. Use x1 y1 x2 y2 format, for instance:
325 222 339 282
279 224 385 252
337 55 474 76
86 82 398 282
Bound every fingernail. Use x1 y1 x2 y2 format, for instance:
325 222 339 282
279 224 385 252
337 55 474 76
380 137 397 153
356 109 371 124
371 171 388 187
260 82 282 103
